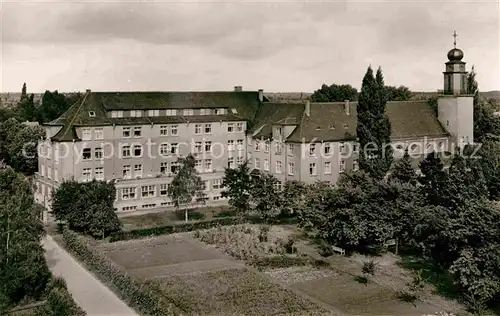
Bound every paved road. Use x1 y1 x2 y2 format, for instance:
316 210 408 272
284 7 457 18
43 235 139 316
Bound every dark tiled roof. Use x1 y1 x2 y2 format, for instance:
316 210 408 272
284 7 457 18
48 90 263 142
250 102 304 139
94 91 262 119
286 101 448 142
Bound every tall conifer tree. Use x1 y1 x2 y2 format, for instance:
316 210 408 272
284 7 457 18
356 66 393 179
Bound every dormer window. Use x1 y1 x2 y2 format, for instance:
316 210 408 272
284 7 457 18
343 124 348 129
89 111 96 117
315 126 321 130
329 125 335 130
231 108 238 114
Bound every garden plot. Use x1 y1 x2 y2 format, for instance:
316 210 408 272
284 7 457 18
150 268 330 316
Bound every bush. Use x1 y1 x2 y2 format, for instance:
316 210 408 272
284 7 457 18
62 229 177 315
36 286 86 316
109 217 244 242
316 239 333 257
354 275 370 286
362 259 378 275
258 225 270 242
213 210 236 218
170 210 205 221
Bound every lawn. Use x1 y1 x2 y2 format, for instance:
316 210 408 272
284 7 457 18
119 205 235 231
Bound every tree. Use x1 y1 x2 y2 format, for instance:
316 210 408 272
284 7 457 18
35 91 81 124
280 180 306 217
18 94 36 122
20 83 27 101
222 161 252 216
310 84 358 102
356 66 393 179
52 180 121 237
0 166 51 310
167 154 204 222
390 149 417 185
475 141 500 199
248 171 283 223
385 85 412 101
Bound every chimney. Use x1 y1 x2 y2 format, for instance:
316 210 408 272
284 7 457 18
234 86 242 92
305 100 310 117
258 89 264 102
86 89 91 93
344 100 350 115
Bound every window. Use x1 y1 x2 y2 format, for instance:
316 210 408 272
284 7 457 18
353 160 359 171
95 167 104 180
228 157 235 169
309 163 317 176
170 125 178 136
54 169 59 182
131 110 142 117
255 158 261 169
237 123 243 132
94 128 103 140
288 162 295 175
264 141 270 153
122 187 136 200
47 166 52 179
160 162 169 174
160 143 169 156
276 142 283 154
340 142 346 153
213 179 222 189
170 162 179 174
122 145 131 158
204 181 210 191
166 109 177 116
195 124 202 134
264 159 269 171
122 165 131 179
195 142 202 153
343 124 348 129
195 159 202 172
133 127 142 137
227 123 234 133
309 144 316 156
204 159 212 172
353 143 358 152
340 160 346 172
82 168 92 182
134 164 142 177
141 185 156 198
183 109 194 116
213 196 221 201
204 141 212 152
82 128 92 140
288 143 294 155
171 143 178 154
324 161 331 174
204 124 212 134
122 206 137 211
95 148 103 159
141 204 157 209
160 184 169 196
123 127 131 138
41 165 45 177
227 140 235 151
160 125 168 136
446 120 449 126
54 147 60 163
82 148 92 160
255 140 260 151
133 145 142 157
111 110 123 118
410 144 418 151
276 161 282 173
324 143 331 155
148 109 159 117
237 157 244 165
438 141 444 150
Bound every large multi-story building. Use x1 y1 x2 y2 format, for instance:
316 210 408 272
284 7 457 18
35 41 473 220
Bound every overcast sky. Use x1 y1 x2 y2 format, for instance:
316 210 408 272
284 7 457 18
1 0 499 93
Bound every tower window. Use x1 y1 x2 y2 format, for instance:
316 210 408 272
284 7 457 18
447 120 449 126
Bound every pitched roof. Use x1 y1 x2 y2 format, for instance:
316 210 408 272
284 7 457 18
286 100 449 142
250 102 304 139
48 90 264 142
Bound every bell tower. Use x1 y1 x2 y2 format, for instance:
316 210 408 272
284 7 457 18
437 31 474 148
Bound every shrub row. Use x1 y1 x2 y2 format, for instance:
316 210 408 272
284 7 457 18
249 255 310 270
109 216 245 242
36 279 86 316
62 229 178 316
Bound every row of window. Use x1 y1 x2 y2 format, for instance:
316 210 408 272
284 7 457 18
81 167 104 181
253 159 356 176
120 195 227 212
109 108 232 119
81 122 245 141
40 165 59 182
121 179 223 200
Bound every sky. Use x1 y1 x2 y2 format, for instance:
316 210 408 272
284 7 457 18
1 0 499 93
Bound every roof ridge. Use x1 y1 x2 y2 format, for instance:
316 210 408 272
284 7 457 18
66 91 90 130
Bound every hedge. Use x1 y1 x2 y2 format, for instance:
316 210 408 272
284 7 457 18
109 216 245 242
62 229 179 316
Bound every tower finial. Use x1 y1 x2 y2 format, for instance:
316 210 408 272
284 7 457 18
453 30 457 48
